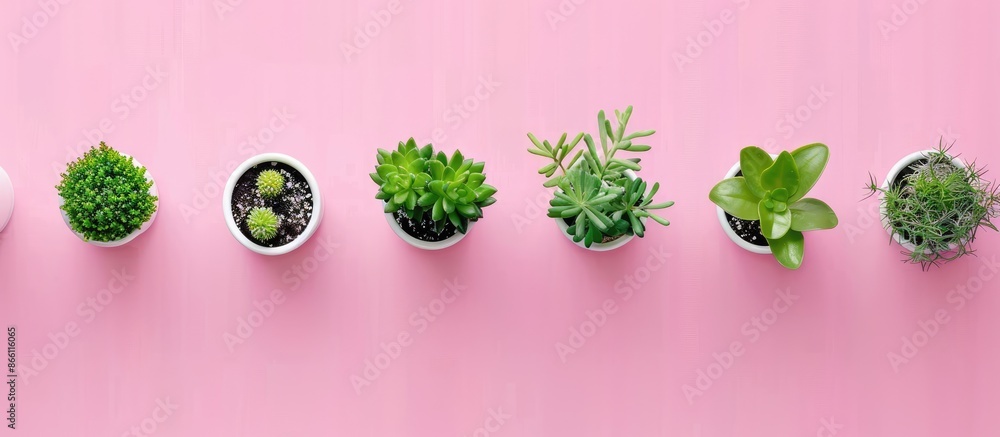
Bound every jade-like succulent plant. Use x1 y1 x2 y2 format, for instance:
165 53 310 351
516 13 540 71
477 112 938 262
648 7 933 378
865 143 999 269
257 169 285 198
710 144 838 269
370 138 497 234
56 142 158 242
528 106 673 247
247 207 279 241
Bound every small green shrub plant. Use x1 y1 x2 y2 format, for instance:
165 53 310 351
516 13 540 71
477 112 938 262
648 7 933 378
56 142 158 242
527 106 673 248
709 144 838 269
865 143 1000 269
370 139 498 236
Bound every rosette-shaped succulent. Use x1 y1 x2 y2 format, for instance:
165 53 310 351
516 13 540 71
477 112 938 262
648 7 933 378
415 149 498 234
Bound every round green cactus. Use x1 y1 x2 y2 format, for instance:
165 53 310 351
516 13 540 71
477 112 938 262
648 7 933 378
56 142 158 242
257 169 285 199
247 207 280 241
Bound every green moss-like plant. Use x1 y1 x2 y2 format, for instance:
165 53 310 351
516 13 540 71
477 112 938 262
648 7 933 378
56 142 157 242
247 207 280 241
257 169 285 199
866 143 1000 269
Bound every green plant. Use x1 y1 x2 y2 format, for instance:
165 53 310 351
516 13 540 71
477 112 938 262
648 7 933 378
370 138 497 235
56 142 158 242
257 169 285 198
528 106 673 247
709 144 838 269
865 144 1000 269
247 207 279 241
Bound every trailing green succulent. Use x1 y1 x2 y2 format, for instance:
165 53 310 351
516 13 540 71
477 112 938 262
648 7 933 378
56 142 158 242
528 106 673 247
865 143 1000 269
247 207 280 241
257 169 285 198
709 144 838 269
370 138 497 235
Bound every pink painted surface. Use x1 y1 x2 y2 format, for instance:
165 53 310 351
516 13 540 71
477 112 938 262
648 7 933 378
1 0 999 435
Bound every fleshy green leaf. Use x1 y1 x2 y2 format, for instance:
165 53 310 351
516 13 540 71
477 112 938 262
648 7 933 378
739 147 773 198
789 198 839 231
769 230 804 269
709 178 761 220
789 143 829 201
760 151 800 195
759 202 792 240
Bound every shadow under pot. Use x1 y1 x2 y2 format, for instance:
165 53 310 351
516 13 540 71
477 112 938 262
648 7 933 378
555 169 641 252
0 165 12 233
715 156 776 254
383 204 473 250
880 149 966 252
224 153 323 256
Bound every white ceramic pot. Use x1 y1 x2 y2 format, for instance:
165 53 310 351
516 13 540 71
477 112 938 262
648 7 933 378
555 169 641 252
59 154 158 247
0 165 12 233
715 156 776 255
880 150 966 253
224 153 323 256
383 203 473 250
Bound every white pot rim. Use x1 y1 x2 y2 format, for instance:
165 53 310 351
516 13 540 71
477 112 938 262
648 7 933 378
715 155 775 255
382 202 472 250
880 149 967 253
59 153 158 247
0 165 12 233
223 153 323 256
554 169 639 252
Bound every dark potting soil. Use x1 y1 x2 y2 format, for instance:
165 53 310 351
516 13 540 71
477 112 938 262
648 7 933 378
231 162 314 247
393 209 459 242
727 170 768 247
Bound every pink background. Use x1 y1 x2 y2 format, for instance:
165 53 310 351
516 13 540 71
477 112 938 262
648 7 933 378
2 0 1000 435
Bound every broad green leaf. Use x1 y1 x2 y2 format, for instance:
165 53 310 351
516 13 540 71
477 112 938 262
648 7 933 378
769 230 804 269
709 178 760 220
739 147 773 198
759 202 792 240
789 198 839 231
789 143 829 201
760 151 800 194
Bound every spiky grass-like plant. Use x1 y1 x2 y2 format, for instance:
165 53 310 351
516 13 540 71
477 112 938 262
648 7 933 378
56 142 157 242
247 207 280 241
257 169 285 198
866 144 1000 269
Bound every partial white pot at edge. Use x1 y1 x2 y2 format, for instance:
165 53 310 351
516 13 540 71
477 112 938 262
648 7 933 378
59 154 158 248
715 156 775 255
224 153 323 256
0 165 12 233
383 203 473 250
880 149 966 253
555 169 641 252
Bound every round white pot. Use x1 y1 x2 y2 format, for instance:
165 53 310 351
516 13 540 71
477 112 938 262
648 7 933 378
383 203 473 250
59 154 159 247
880 149 967 253
555 169 641 252
224 153 323 256
0 165 12 233
715 156 776 255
